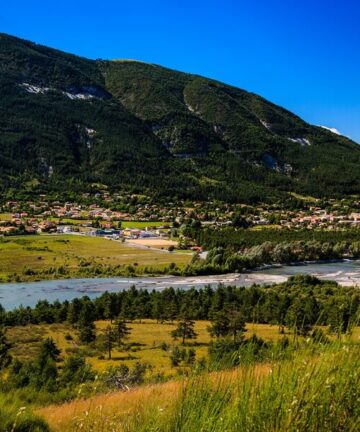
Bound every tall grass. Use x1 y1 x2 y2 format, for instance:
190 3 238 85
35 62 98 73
0 394 49 432
71 340 360 432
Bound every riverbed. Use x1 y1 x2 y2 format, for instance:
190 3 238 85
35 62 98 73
0 260 359 310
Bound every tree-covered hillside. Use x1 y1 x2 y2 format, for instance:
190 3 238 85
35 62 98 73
0 33 359 202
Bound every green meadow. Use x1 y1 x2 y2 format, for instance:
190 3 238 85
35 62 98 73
0 235 191 282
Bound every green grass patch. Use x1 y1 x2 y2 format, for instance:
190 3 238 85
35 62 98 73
0 213 12 221
121 221 167 228
0 235 190 282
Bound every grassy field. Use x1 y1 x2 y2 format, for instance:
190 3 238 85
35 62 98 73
6 319 360 431
0 235 191 282
38 361 273 432
289 192 319 202
7 320 212 376
37 340 360 432
121 221 166 229
6 320 246 375
249 224 281 231
48 217 89 226
8 320 360 376
6 321 297 378
0 212 12 221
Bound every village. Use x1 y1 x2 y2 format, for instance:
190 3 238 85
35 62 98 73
0 192 359 238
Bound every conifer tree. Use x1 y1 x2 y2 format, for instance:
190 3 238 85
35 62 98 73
114 315 131 348
171 315 197 344
0 326 12 370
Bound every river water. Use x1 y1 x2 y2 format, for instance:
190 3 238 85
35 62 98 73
1 260 359 310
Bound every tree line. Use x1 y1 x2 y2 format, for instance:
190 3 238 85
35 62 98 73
1 276 359 335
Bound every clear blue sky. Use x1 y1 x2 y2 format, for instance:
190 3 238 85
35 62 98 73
1 0 359 142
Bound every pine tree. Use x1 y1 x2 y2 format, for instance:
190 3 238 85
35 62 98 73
171 315 197 344
67 298 82 325
103 324 117 360
114 315 131 348
285 298 313 336
78 301 96 344
208 311 230 338
227 308 246 341
0 326 12 370
38 337 60 366
79 322 96 344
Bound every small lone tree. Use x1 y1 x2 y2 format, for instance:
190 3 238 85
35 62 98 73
33 338 60 390
114 315 131 348
103 324 117 360
170 346 182 367
38 337 61 363
171 316 197 344
0 327 12 370
185 348 196 365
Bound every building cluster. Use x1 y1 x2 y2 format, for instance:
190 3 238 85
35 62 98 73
1 197 359 236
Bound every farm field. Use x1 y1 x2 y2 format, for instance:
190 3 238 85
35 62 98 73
0 235 191 282
0 213 12 221
126 238 179 249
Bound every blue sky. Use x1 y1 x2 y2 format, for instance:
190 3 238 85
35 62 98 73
1 0 359 142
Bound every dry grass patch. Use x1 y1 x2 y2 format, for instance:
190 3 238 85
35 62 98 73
38 362 272 432
126 238 178 249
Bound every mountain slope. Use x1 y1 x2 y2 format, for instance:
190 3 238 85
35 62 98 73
0 33 359 202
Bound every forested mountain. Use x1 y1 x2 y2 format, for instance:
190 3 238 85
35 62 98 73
0 33 359 202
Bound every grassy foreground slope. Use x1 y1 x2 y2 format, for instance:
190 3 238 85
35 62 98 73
38 341 360 432
0 235 191 282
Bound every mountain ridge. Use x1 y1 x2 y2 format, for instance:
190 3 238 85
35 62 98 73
0 32 359 202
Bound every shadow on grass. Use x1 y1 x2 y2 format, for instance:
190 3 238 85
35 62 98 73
107 354 139 361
